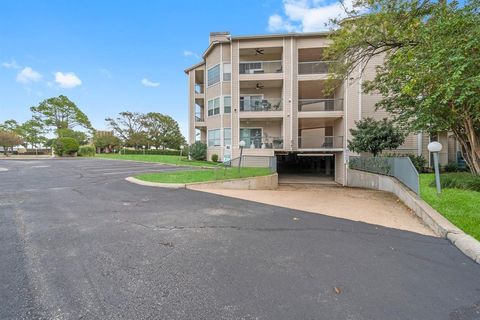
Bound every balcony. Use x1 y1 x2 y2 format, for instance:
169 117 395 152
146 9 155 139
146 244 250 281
195 112 204 122
242 136 284 150
195 84 204 94
239 61 283 74
240 98 282 112
298 99 343 112
298 136 343 150
298 61 333 75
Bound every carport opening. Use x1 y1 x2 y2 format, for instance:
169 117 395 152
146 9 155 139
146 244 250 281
276 153 335 181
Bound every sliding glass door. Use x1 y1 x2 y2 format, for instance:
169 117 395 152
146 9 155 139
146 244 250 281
240 128 262 148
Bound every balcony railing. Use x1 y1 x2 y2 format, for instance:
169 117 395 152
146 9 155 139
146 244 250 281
298 99 344 112
239 60 283 74
240 98 283 112
298 136 343 149
195 112 204 122
242 136 284 149
298 61 334 75
195 84 204 94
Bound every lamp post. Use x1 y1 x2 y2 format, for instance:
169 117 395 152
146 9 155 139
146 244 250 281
428 141 443 194
179 145 184 160
238 140 246 172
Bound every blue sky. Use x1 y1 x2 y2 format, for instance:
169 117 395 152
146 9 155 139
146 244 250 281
0 0 350 137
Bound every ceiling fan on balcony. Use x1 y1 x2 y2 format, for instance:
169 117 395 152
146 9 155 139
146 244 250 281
255 83 264 90
255 48 264 55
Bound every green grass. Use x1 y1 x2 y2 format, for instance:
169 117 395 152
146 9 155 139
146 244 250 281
420 174 480 241
135 167 272 184
95 153 216 167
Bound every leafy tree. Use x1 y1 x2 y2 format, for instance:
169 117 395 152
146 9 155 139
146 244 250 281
31 95 92 133
19 119 46 149
348 118 405 156
326 0 480 174
54 137 79 156
0 119 21 133
142 112 186 150
93 132 121 153
57 128 89 145
105 111 146 149
0 130 24 156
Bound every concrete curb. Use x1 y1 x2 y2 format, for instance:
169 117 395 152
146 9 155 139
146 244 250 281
125 173 278 190
347 169 480 264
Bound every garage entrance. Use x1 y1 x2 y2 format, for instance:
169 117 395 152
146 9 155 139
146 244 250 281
276 153 336 184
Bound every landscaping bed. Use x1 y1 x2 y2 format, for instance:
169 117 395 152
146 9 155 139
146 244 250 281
420 173 480 241
95 154 216 167
135 167 271 184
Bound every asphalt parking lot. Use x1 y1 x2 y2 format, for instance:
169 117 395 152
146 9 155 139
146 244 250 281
1 158 479 320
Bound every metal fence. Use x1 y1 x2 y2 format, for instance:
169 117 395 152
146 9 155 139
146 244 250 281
349 156 419 194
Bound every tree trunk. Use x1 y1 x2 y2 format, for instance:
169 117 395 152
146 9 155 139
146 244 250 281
455 123 480 175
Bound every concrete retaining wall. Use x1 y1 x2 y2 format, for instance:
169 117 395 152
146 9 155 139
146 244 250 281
187 173 278 190
347 168 480 264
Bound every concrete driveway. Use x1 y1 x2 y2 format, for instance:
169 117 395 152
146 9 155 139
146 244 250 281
1 158 479 320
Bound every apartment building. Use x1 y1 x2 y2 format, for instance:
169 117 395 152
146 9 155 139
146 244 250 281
185 31 460 185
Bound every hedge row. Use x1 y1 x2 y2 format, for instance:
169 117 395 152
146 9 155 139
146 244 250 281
121 149 181 156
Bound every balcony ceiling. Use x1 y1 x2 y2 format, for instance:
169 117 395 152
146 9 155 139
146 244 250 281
240 80 283 89
298 47 325 62
299 118 335 128
240 47 283 56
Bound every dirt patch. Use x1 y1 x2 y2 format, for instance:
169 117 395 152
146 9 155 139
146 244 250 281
190 184 436 236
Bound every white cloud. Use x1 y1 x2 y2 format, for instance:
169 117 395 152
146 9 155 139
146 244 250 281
2 59 20 69
141 78 160 87
16 67 43 83
183 50 200 59
54 72 82 88
268 0 353 32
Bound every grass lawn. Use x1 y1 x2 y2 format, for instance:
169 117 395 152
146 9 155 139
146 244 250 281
135 167 272 184
95 153 216 167
420 174 480 241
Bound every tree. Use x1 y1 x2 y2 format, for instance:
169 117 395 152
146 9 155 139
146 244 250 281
31 95 92 133
57 128 89 145
348 118 405 156
54 137 79 156
19 119 46 149
325 0 480 173
105 112 146 149
0 130 23 156
93 132 121 153
189 141 207 161
143 112 186 150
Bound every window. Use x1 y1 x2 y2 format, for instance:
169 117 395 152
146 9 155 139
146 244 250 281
240 128 262 148
223 63 231 81
224 128 231 146
224 96 231 114
207 64 220 86
207 97 220 116
208 129 221 147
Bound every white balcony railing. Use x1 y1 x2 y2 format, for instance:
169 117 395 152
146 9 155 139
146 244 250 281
242 136 284 149
298 61 334 75
195 84 204 94
298 99 344 112
298 136 343 149
239 60 283 74
195 112 204 122
240 98 282 112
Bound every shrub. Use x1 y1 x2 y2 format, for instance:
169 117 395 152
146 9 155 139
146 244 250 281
121 149 180 156
211 153 219 162
78 145 95 157
444 162 459 172
189 142 207 161
54 137 79 156
432 172 480 192
407 154 427 173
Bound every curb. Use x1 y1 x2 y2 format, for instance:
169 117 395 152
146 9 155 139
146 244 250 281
125 173 278 190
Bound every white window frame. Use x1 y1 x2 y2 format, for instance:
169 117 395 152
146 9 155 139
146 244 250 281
207 97 220 117
240 94 264 111
223 96 231 114
208 129 221 147
223 63 231 81
223 128 231 146
207 64 220 87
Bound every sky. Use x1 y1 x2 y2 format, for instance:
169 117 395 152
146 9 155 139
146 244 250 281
0 0 353 137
